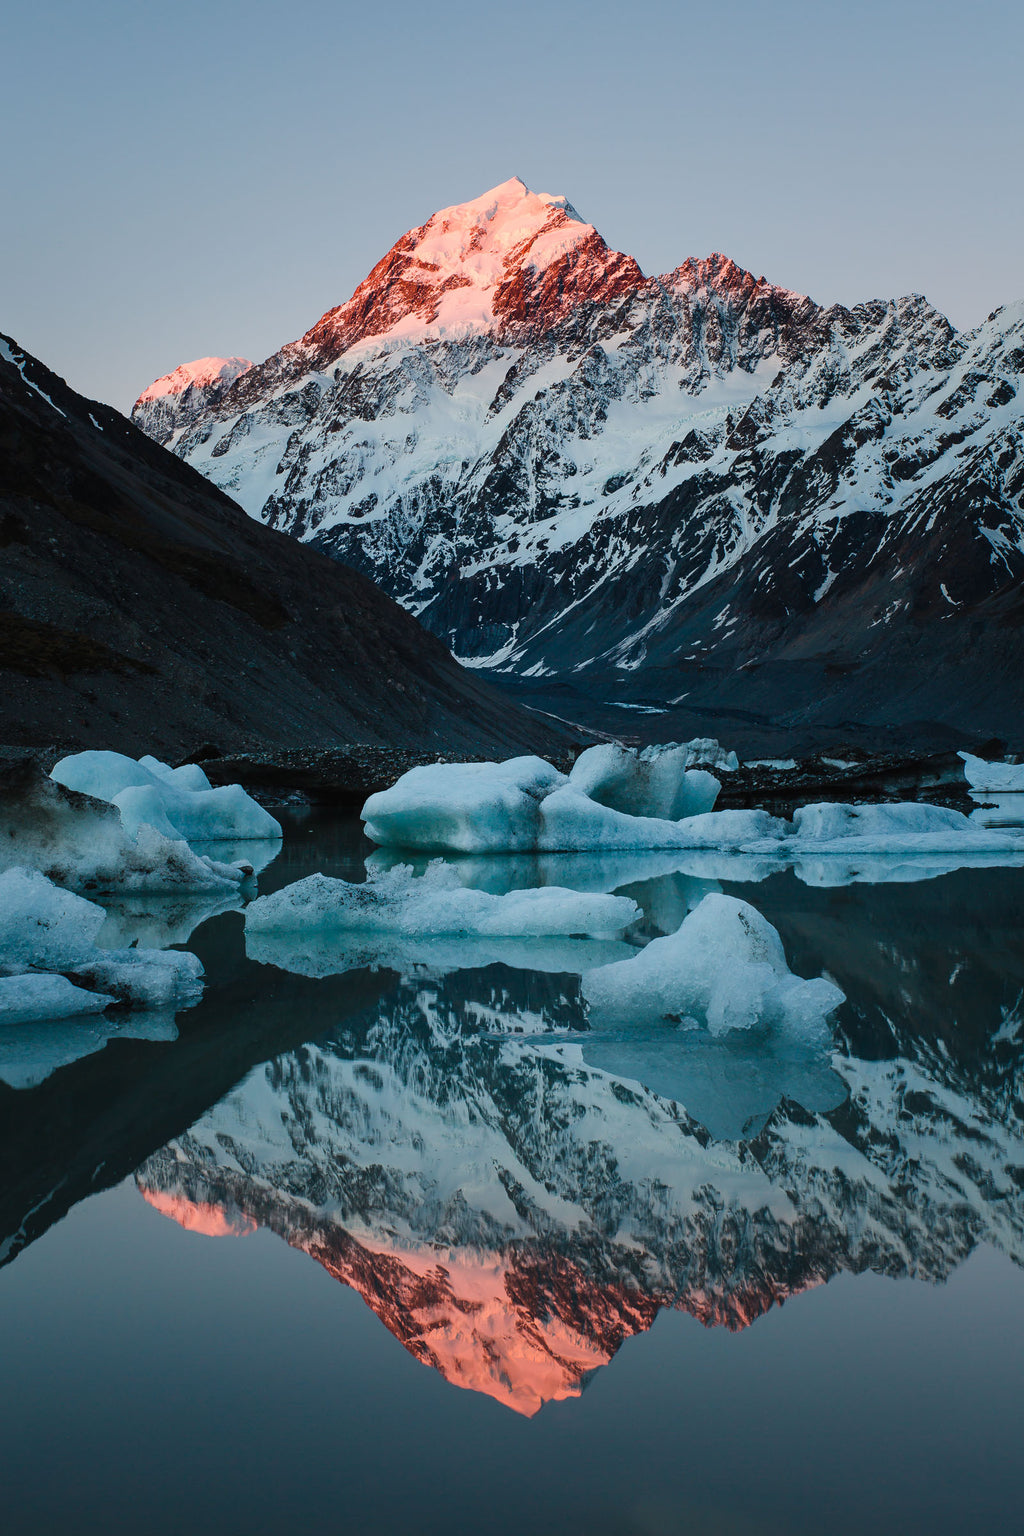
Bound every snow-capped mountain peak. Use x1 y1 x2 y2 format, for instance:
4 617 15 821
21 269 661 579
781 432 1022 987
132 356 253 446
291 175 641 363
136 356 252 403
131 180 1024 746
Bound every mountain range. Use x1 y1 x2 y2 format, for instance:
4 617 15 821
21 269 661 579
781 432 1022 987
0 330 568 759
134 177 1024 753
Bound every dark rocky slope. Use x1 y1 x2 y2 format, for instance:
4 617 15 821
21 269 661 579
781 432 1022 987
0 334 576 760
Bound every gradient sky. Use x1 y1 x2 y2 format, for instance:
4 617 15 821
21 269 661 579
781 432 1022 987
3 0 1022 411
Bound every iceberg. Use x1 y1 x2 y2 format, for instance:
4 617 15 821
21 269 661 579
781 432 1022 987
362 747 722 854
960 752 1024 793
741 800 1024 856
1 761 256 893
0 867 106 972
583 894 845 1039
0 973 114 1026
244 862 640 979
245 861 640 940
0 866 206 1025
51 750 282 843
67 948 204 1010
567 742 724 820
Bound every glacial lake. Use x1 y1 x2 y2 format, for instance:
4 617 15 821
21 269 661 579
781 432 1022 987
2 808 1024 1535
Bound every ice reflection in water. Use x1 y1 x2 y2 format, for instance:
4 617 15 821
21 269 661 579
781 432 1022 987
4 811 1024 1421
136 852 1024 1415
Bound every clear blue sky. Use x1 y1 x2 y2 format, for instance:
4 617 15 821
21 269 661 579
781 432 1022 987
3 0 1022 411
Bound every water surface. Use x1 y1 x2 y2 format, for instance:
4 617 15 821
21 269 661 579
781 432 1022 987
2 810 1023 1534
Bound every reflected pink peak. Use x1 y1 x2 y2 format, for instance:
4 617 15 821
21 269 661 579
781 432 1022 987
139 1185 257 1238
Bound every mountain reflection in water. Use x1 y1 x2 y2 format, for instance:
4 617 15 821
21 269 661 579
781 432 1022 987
2 822 1023 1423
134 862 1024 1416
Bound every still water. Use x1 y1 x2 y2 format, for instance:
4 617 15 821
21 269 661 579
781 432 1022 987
2 810 1024 1535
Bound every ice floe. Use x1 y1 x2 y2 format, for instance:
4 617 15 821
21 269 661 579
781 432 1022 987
245 861 639 940
0 973 114 1026
1 762 258 893
960 752 1024 792
0 866 205 1031
362 747 722 853
583 893 845 1039
244 861 640 978
364 748 1024 863
51 750 282 843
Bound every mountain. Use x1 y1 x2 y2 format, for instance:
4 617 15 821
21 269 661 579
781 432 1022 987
0 331 574 759
135 177 1024 753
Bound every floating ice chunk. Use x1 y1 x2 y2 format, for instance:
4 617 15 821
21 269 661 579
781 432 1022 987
68 948 204 1010
363 754 722 854
246 861 639 940
583 894 845 1039
533 784 713 851
0 973 114 1026
362 757 564 853
139 755 213 793
568 743 721 821
0 868 106 972
49 750 154 800
51 751 282 843
1 762 253 893
0 866 206 1017
959 752 1024 792
672 809 791 847
769 800 1024 854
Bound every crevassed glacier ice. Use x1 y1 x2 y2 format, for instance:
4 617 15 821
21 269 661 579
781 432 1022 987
362 749 722 853
1 763 255 893
960 752 1024 793
51 750 282 843
246 861 639 940
583 893 845 1039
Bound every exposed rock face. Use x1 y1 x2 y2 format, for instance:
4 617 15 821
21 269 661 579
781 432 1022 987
134 178 1024 750
0 331 575 759
132 357 252 447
